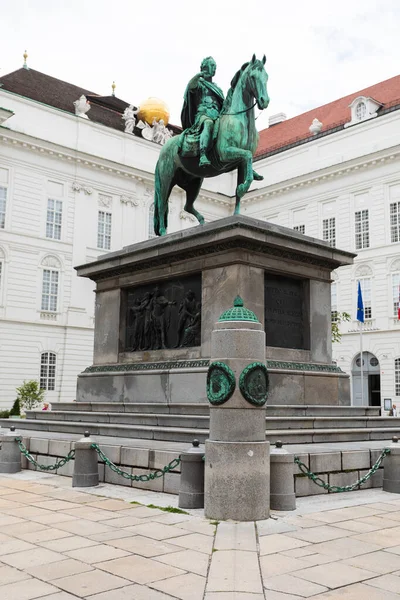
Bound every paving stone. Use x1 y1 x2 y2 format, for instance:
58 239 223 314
168 532 214 554
0 547 67 569
54 569 130 596
85 584 174 600
308 537 381 559
97 515 143 528
95 554 186 583
63 507 118 521
0 539 36 556
87 499 129 511
108 534 184 557
66 544 130 564
207 550 263 593
126 522 191 540
259 553 311 578
152 572 206 600
0 564 30 585
294 562 376 588
205 594 265 600
263 573 328 596
40 536 99 552
25 558 93 581
0 578 59 600
303 582 400 599
88 529 133 543
156 549 210 576
365 574 400 594
52 518 115 537
258 533 310 556
257 519 297 536
17 528 73 544
214 522 257 551
37 593 81 600
285 525 352 544
341 549 400 574
309 506 381 523
354 526 400 548
177 518 216 536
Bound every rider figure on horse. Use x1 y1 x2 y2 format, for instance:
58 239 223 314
180 56 225 168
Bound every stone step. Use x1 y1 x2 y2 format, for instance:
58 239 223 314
52 402 381 417
24 410 393 431
2 417 399 444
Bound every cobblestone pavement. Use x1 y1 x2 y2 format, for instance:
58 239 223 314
1 472 400 599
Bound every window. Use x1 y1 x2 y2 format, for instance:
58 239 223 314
41 269 59 312
395 358 400 396
323 217 336 247
331 282 338 322
358 278 372 319
356 101 366 121
46 198 63 240
40 352 56 391
293 225 305 234
390 202 400 243
0 186 6 229
392 273 400 318
355 210 369 249
148 203 156 239
97 211 112 250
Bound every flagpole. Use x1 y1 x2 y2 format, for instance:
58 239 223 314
359 320 363 405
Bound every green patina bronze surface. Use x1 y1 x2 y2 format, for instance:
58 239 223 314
218 296 259 323
207 361 236 405
153 54 269 236
239 362 269 406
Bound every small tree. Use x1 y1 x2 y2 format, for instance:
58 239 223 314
16 380 45 411
9 398 21 416
332 311 351 344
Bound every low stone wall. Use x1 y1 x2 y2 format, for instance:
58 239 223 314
293 448 385 496
16 435 388 499
19 435 181 495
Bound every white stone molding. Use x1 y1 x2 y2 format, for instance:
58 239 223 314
331 270 339 281
120 194 140 207
389 258 400 272
355 263 373 278
309 118 323 135
72 181 93 195
41 255 62 269
98 193 113 208
73 95 90 119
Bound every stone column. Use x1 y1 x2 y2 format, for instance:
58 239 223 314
205 296 270 521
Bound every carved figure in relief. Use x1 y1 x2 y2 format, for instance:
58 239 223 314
152 286 175 349
182 301 201 347
176 290 197 347
122 105 138 134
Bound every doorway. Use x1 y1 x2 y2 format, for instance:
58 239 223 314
351 352 381 407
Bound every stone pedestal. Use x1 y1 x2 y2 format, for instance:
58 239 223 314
75 215 354 406
204 298 270 521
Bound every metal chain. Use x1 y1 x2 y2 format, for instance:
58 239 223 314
91 443 181 482
294 448 391 493
16 438 76 471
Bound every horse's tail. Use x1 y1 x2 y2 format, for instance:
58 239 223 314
153 161 162 237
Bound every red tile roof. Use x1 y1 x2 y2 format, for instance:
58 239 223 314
256 74 400 158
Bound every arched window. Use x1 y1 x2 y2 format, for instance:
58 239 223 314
356 101 366 121
148 203 156 239
40 352 56 390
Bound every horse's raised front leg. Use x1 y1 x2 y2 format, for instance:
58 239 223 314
182 176 205 225
221 147 254 207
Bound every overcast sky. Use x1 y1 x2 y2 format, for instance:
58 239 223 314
1 0 399 131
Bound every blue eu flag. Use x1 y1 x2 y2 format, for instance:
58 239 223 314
357 281 364 323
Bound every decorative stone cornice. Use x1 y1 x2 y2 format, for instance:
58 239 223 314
120 194 140 207
242 149 400 206
72 181 93 195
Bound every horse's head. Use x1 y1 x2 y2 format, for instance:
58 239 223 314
247 54 269 110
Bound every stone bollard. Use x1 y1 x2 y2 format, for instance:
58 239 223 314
72 431 99 488
270 441 296 511
0 426 22 473
205 297 270 521
179 439 205 509
383 437 400 494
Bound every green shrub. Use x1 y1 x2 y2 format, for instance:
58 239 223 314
0 410 10 418
9 399 20 416
16 380 45 411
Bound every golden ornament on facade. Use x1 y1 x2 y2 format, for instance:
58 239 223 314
137 97 170 126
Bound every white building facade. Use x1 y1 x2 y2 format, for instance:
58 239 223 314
245 94 400 410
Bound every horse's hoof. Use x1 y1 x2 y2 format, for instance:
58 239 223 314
159 228 167 236
237 183 246 198
253 170 264 181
